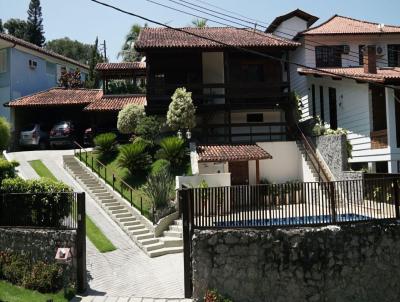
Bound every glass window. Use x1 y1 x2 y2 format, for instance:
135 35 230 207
315 46 342 68
240 64 264 82
359 45 365 66
247 113 264 123
388 44 400 67
0 50 7 73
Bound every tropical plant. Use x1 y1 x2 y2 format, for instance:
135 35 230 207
0 117 11 152
117 104 144 135
151 159 171 175
167 87 196 131
117 141 152 175
135 116 162 143
142 166 174 209
25 0 45 46
192 18 208 28
291 91 303 123
93 132 117 156
118 23 146 62
155 136 187 170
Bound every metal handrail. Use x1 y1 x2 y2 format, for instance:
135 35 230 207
73 141 146 217
292 124 334 182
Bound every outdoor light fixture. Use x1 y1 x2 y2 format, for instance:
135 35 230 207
177 129 182 139
186 129 192 140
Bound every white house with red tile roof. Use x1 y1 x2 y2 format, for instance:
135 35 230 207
270 13 400 173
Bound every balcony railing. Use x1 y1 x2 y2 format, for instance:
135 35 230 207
371 129 388 149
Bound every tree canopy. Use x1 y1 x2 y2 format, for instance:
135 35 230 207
45 37 94 64
3 18 28 39
118 23 147 62
0 19 4 33
26 0 45 46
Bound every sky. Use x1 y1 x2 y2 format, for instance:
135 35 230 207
2 0 400 62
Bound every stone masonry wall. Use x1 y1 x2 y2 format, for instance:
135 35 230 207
0 228 77 282
192 222 400 302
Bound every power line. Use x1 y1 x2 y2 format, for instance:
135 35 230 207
89 0 399 93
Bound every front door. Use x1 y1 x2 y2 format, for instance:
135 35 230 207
229 161 249 185
329 87 338 130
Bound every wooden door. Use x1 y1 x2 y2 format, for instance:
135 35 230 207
328 87 338 130
229 161 249 185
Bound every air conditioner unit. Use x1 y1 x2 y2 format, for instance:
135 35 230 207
342 45 350 54
376 45 385 56
29 59 37 69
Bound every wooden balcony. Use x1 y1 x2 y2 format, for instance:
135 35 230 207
371 129 388 149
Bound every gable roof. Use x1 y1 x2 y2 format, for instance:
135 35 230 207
297 67 400 84
0 33 89 70
197 144 272 162
135 27 300 50
302 15 400 35
95 62 146 71
7 88 102 108
266 9 319 33
84 94 147 112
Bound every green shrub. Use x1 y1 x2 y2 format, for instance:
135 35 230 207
117 104 144 134
155 136 187 170
117 141 152 175
166 87 196 131
204 289 233 302
0 178 72 228
0 159 19 184
23 261 63 293
135 116 162 143
151 159 171 175
0 117 11 152
93 132 117 156
142 167 174 209
2 253 30 286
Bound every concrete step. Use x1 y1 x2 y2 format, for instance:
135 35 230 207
139 238 159 246
163 230 182 238
115 213 132 219
148 246 183 258
119 217 137 223
126 224 146 231
130 228 149 236
108 205 125 211
94 192 113 199
174 220 182 226
136 233 154 241
160 237 183 248
101 199 119 205
123 220 141 227
111 209 129 215
169 225 182 232
144 241 165 252
89 188 108 194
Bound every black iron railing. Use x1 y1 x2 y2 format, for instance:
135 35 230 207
73 142 150 219
0 192 83 229
180 178 400 229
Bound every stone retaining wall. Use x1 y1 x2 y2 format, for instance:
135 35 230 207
192 222 400 302
0 227 77 283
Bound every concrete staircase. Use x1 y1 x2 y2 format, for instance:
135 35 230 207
63 155 183 257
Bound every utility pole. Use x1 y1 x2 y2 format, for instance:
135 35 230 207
100 40 107 62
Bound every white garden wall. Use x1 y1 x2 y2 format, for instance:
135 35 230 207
176 173 231 189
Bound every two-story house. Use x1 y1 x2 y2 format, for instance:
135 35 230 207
135 27 300 144
0 33 89 123
268 14 400 173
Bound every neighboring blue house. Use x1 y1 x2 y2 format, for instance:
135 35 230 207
0 33 89 123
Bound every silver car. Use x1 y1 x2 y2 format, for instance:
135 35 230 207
19 124 49 149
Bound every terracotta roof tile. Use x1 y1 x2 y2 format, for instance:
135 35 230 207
0 33 89 70
136 27 300 50
7 88 102 107
95 62 146 71
297 67 400 84
84 95 147 112
197 144 272 162
303 15 400 35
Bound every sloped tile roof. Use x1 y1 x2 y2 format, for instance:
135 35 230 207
302 15 400 35
266 9 319 33
84 95 147 111
0 33 89 70
197 144 272 162
95 62 146 71
136 27 300 50
297 67 400 84
7 88 102 107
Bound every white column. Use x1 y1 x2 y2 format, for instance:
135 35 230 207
388 160 398 173
385 87 397 151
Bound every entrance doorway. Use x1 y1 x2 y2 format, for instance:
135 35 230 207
328 87 338 130
229 161 249 185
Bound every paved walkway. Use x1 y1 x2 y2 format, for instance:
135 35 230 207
6 150 185 300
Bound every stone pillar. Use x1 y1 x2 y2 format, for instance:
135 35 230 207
388 160 398 173
386 87 397 151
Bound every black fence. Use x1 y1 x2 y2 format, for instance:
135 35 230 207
0 192 82 229
180 177 400 229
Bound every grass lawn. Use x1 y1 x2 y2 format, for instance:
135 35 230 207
28 159 58 181
86 215 116 253
28 159 116 253
0 280 74 302
77 151 152 217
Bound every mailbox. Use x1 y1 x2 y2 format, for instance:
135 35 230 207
55 248 72 264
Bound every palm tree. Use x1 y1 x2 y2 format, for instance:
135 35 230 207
191 19 208 28
118 23 146 62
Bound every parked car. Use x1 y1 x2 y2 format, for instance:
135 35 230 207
49 121 76 148
19 123 49 149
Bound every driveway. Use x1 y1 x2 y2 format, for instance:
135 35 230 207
6 150 185 299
